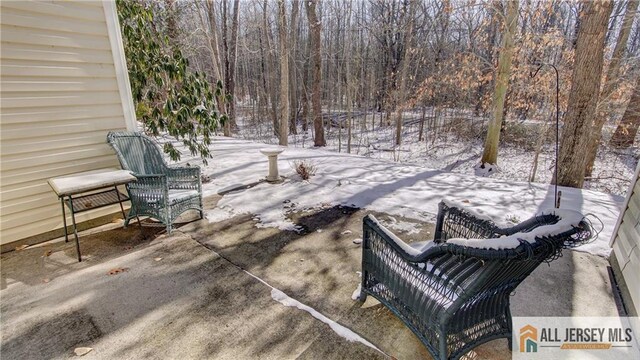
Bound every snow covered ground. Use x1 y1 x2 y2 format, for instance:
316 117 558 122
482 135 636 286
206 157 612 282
197 136 623 257
236 111 639 196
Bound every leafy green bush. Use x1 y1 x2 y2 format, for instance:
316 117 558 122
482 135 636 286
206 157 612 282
117 0 225 164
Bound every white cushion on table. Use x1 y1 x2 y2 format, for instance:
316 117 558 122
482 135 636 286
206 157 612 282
48 168 137 197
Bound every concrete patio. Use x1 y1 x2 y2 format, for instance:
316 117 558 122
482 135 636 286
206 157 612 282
1 194 619 359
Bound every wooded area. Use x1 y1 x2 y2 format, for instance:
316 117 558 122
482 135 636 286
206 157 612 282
120 0 640 191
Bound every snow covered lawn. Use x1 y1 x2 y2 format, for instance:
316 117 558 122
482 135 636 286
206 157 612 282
199 137 623 257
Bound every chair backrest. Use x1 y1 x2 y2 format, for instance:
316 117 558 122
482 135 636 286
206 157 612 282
434 212 591 303
364 206 591 307
107 131 167 175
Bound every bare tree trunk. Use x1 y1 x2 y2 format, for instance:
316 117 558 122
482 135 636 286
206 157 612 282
345 1 353 153
300 80 309 132
530 122 552 182
300 48 310 133
261 0 279 137
221 0 230 136
418 106 426 142
300 21 310 134
584 0 638 176
306 0 325 146
480 0 518 166
432 106 440 146
610 76 640 148
475 3 499 116
225 0 240 132
288 0 300 135
201 0 230 136
394 0 416 146
277 0 289 146
556 0 613 188
572 3 583 49
257 31 273 133
204 0 223 85
165 0 178 48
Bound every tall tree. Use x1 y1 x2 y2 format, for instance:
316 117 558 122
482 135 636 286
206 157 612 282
288 0 300 134
223 0 241 132
277 0 289 146
394 0 417 146
345 0 353 153
480 0 519 167
201 0 223 85
610 76 640 148
556 0 613 188
117 0 220 162
262 0 279 137
584 0 639 176
164 0 178 47
306 0 325 146
195 0 230 137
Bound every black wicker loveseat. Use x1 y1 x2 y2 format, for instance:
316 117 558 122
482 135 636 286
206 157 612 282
358 200 592 360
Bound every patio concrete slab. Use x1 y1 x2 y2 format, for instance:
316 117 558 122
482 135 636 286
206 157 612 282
1 226 381 359
183 198 619 359
1 195 619 359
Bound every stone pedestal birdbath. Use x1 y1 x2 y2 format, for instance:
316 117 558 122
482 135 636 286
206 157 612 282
260 148 285 183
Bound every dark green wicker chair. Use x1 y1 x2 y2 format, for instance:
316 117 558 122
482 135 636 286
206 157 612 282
359 201 592 360
107 131 203 233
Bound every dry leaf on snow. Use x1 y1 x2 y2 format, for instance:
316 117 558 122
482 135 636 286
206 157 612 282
107 268 129 276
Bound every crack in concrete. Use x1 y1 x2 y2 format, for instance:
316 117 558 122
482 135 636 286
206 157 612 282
187 233 389 358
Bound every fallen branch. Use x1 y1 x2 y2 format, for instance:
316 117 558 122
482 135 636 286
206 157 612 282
371 145 411 152
584 175 631 182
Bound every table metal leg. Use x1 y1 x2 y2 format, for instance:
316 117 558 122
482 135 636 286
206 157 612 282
61 197 69 243
115 186 127 219
68 196 82 262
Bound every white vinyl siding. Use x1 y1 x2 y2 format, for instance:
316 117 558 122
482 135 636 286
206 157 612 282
0 0 134 245
611 163 640 317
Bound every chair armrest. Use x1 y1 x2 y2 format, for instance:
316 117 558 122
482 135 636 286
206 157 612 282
363 215 443 263
434 201 501 242
362 215 468 299
128 174 167 189
167 166 200 177
166 166 201 190
126 174 169 203
131 173 166 181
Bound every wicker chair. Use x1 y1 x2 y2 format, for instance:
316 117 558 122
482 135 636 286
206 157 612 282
107 131 203 233
358 201 592 360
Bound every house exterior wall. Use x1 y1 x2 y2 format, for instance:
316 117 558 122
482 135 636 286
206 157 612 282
0 1 136 246
610 160 640 318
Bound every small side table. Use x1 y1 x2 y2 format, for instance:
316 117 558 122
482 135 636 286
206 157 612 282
48 169 137 262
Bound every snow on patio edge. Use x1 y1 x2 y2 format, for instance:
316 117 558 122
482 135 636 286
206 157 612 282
199 137 623 257
208 242 386 355
271 288 382 353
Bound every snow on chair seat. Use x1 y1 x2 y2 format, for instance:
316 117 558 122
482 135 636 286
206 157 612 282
358 201 592 360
